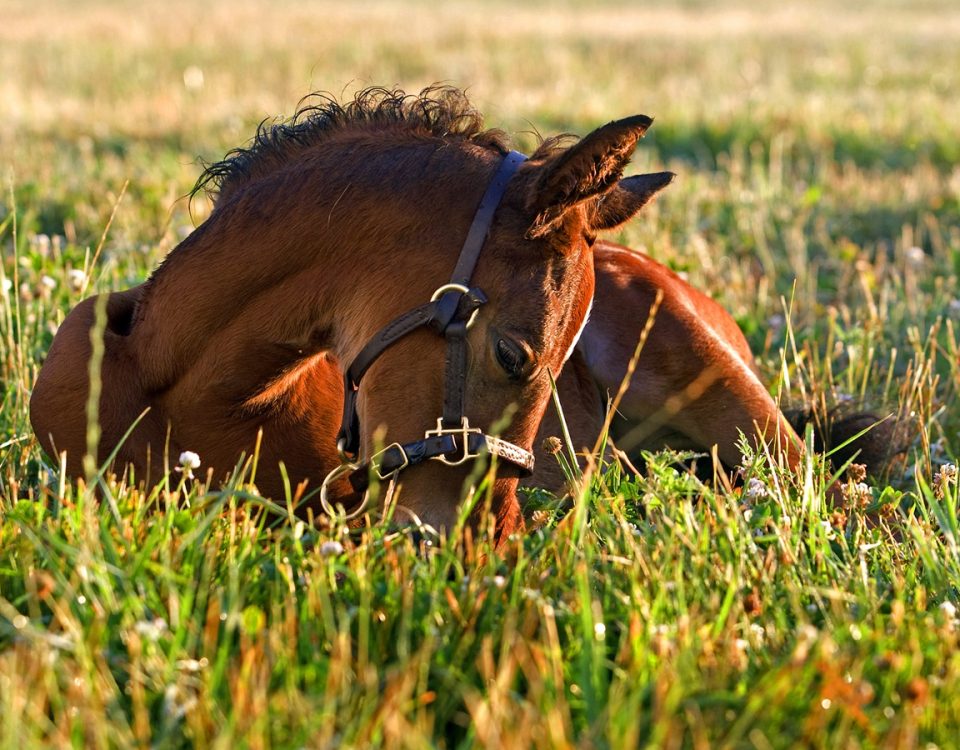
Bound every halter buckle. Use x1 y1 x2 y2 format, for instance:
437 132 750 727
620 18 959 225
425 417 483 466
430 283 481 330
371 442 408 480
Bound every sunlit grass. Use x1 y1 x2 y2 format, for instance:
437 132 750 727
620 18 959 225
3 0 960 746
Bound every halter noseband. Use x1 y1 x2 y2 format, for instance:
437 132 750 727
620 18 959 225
321 150 534 515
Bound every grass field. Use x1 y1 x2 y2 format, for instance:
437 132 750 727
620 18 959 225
2 0 960 746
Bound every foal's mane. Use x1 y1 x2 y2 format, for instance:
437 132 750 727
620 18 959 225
192 85 512 206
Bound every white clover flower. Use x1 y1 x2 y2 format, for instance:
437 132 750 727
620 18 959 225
521 587 540 601
179 451 200 469
744 477 770 501
68 269 86 291
134 617 168 642
1 278 11 294
851 482 871 496
320 540 344 557
905 246 926 266
40 275 57 290
177 451 201 478
163 683 198 721
176 657 208 672
939 600 957 620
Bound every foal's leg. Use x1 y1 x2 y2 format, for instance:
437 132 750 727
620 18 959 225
577 242 803 471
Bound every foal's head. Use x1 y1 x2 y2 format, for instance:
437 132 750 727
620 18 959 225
324 91 670 536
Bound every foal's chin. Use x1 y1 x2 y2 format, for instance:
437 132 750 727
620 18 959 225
387 465 524 544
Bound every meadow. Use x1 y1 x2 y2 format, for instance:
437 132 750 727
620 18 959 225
2 0 960 746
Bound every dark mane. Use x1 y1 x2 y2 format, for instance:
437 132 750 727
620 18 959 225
192 85 510 205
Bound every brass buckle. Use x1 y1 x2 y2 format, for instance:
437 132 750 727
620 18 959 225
371 442 408 480
424 417 483 466
430 283 481 329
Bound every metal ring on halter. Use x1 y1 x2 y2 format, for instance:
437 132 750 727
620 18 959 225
430 283 481 329
319 461 368 520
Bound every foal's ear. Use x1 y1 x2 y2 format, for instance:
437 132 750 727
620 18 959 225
529 114 653 237
588 171 675 231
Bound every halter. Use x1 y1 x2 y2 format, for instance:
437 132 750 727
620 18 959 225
320 150 535 517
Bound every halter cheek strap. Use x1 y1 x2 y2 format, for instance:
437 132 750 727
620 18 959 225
325 150 532 511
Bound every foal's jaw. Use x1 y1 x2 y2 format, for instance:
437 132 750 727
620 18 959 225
387 466 524 542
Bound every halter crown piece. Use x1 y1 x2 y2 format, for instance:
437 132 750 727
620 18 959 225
321 150 534 517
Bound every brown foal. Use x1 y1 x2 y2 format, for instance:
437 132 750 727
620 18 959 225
32 87 883 539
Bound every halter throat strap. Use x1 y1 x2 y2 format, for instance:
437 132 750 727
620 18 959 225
332 150 532 488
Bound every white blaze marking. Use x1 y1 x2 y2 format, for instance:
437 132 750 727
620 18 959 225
563 297 593 364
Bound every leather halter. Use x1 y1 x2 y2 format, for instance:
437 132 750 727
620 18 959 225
323 150 534 511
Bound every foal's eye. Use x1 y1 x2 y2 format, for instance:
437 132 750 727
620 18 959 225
495 338 528 380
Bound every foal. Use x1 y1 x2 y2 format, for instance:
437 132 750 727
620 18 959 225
32 88 886 538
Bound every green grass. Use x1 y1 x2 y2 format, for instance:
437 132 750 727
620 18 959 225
3 0 960 746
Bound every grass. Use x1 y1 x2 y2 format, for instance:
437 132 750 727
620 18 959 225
2 0 960 746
